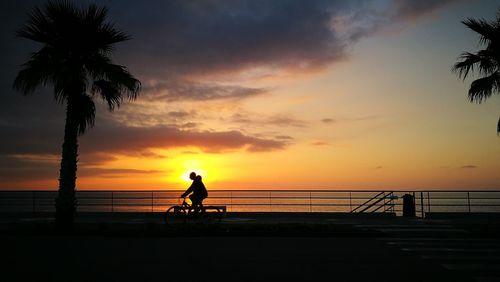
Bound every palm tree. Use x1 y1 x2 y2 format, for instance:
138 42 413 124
13 1 140 231
453 8 500 134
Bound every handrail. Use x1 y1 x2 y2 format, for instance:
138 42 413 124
353 192 395 213
1 189 500 192
350 191 385 213
369 192 395 213
1 190 500 216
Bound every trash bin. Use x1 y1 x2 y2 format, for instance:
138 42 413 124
402 194 416 217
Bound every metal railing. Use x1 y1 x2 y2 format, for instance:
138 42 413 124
350 191 396 213
413 191 500 217
0 190 499 217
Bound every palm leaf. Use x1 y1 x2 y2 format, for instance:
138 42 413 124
468 71 500 103
452 52 481 80
462 18 497 45
91 80 122 110
72 94 96 135
497 116 500 134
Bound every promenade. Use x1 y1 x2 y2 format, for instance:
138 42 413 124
1 212 500 282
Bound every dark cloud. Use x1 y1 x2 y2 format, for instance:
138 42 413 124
392 0 457 22
0 154 166 182
113 1 348 78
461 165 478 169
142 80 268 101
78 168 166 178
322 118 336 123
0 155 58 182
100 0 458 81
0 118 287 156
80 123 287 153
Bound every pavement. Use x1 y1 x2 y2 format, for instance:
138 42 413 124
1 212 500 282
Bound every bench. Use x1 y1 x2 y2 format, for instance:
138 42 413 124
203 205 227 217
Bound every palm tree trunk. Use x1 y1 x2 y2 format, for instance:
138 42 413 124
55 98 79 231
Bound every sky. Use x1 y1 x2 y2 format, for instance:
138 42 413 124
0 0 499 191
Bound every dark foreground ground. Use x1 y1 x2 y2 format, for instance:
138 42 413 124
1 212 500 282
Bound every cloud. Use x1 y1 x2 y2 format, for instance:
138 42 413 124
78 168 166 178
142 79 269 102
104 0 459 81
311 141 330 146
322 118 336 123
275 135 294 140
230 113 308 128
0 118 287 156
0 154 166 182
461 165 478 169
391 0 457 22
79 122 287 154
167 111 191 119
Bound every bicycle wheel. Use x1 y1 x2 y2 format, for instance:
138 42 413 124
164 206 187 225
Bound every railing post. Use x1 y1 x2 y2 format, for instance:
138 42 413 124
383 192 386 213
309 191 312 213
467 192 471 213
230 191 232 212
111 191 114 213
427 192 431 213
391 191 396 213
349 192 352 212
269 191 272 212
420 192 424 218
151 191 154 213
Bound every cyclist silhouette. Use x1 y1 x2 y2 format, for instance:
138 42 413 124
181 172 208 215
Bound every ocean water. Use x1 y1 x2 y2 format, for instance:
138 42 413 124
1 190 499 215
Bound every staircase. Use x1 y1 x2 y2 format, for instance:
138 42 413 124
350 191 397 213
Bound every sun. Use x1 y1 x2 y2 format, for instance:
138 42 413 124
178 159 211 183
159 150 221 186
181 169 208 182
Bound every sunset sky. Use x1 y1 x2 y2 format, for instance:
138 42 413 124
0 0 499 190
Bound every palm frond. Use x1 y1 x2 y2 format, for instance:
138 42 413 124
452 52 481 80
17 6 51 43
72 94 96 135
462 18 497 44
467 71 500 103
476 49 498 76
13 47 57 94
100 64 141 99
82 4 107 26
91 80 123 110
497 116 500 135
13 65 49 95
453 50 498 80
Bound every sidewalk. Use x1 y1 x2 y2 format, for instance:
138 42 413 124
2 212 500 281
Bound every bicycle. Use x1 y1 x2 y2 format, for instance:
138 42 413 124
164 197 223 225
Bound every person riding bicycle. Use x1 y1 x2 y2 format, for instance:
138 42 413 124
180 172 208 215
